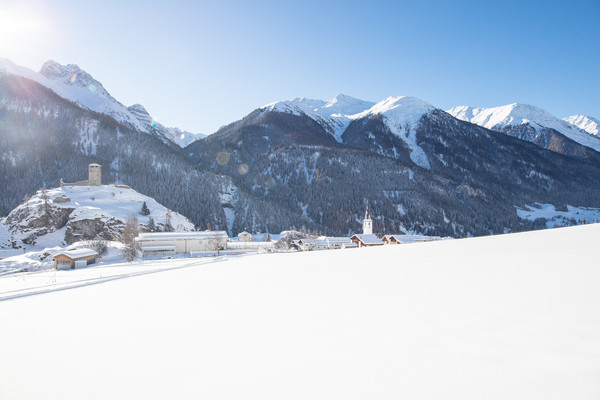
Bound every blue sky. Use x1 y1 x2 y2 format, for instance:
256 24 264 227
1 0 599 134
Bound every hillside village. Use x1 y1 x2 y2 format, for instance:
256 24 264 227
0 164 442 273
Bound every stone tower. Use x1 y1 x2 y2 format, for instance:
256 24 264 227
363 203 373 235
88 163 102 186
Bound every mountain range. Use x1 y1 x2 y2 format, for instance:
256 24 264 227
1 58 599 240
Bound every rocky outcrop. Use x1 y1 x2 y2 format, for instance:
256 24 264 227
64 216 122 244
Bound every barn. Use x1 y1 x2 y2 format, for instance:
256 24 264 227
135 231 229 257
53 248 98 270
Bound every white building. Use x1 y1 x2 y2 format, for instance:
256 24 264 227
325 237 355 249
363 203 373 235
135 231 229 257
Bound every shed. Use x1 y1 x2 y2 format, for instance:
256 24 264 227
54 248 98 270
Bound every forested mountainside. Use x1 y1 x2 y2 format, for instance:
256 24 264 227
187 103 600 236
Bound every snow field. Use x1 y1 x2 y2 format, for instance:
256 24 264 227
0 224 599 399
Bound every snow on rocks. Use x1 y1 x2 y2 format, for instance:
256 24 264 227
447 103 600 152
0 185 194 264
564 115 599 136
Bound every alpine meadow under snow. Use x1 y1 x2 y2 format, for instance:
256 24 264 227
1 224 599 400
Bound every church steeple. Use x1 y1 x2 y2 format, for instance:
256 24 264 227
363 202 373 235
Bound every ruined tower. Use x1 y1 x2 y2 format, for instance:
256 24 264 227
88 163 102 186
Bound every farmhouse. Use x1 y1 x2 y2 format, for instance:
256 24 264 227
54 248 98 270
350 234 384 248
135 231 229 257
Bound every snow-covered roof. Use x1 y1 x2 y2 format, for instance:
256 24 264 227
298 239 328 247
351 234 383 245
325 237 353 244
89 163 101 167
137 231 229 241
238 231 252 237
140 245 177 251
54 248 98 259
383 234 440 244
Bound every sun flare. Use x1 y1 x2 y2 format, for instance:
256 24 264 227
0 2 54 56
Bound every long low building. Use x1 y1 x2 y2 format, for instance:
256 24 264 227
135 231 229 257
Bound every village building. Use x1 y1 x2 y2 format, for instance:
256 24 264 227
350 233 384 248
237 231 253 242
382 235 404 245
297 238 329 251
227 240 275 253
53 248 98 270
325 237 355 249
60 163 102 187
135 231 229 257
382 234 441 245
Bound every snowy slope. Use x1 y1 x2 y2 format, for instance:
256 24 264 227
0 58 201 146
448 103 600 152
564 115 599 136
356 96 435 168
0 223 599 399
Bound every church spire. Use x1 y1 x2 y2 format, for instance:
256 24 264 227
363 202 373 235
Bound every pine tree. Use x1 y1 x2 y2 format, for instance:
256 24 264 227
147 217 156 232
140 201 150 216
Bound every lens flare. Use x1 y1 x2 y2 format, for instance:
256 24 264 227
216 152 230 166
238 163 249 175
69 73 77 84
180 133 185 140
88 84 97 93
150 118 157 128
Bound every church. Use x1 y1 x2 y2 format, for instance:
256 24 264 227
350 204 383 247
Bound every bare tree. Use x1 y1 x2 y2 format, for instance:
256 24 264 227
121 214 140 262
208 235 224 256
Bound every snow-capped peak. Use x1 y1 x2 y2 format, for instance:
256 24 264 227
261 94 375 118
447 103 600 153
321 94 376 116
356 96 435 120
447 103 558 131
1 58 203 147
564 115 599 136
40 60 111 100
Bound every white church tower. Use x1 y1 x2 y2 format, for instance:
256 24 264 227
363 203 373 235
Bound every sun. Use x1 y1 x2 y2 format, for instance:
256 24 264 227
0 2 54 57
